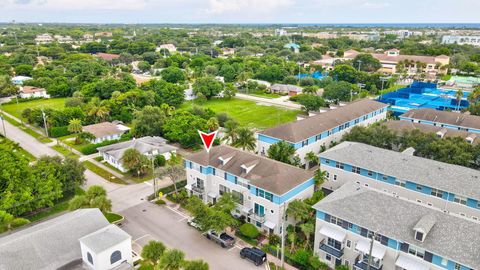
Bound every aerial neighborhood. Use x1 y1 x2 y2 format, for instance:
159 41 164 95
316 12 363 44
0 3 480 270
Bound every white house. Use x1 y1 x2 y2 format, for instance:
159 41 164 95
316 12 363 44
19 86 50 99
156 44 177 52
11 75 32 85
257 99 388 164
80 224 133 270
97 136 177 172
184 145 315 235
82 122 130 144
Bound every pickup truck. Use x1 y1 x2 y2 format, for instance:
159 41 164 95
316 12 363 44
205 230 236 248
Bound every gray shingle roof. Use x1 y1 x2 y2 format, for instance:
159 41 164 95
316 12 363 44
79 224 131 253
97 136 177 160
269 84 303 93
186 145 313 195
401 109 480 130
0 209 109 270
82 122 126 139
259 99 387 142
313 183 480 269
320 141 480 200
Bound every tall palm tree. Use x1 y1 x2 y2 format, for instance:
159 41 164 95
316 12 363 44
232 127 256 151
314 169 327 191
468 87 480 105
122 148 147 176
299 222 315 248
455 89 463 111
206 117 219 132
68 118 82 134
222 120 238 144
159 249 185 270
305 151 319 170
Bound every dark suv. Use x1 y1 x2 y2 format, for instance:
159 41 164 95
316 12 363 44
240 247 267 266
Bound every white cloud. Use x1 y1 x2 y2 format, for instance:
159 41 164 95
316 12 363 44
205 0 294 14
3 0 147 10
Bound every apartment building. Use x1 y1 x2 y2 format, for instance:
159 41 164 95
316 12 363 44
319 141 480 220
184 145 314 235
256 99 388 164
442 35 480 47
400 109 480 134
313 183 479 270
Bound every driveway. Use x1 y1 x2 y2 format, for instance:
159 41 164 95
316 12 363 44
119 202 263 270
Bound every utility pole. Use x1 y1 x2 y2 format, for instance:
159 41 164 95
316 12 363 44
151 157 157 198
280 202 286 267
367 232 376 270
0 114 6 137
357 60 363 71
41 108 49 137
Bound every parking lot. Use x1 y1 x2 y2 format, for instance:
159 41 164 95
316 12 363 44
119 202 264 270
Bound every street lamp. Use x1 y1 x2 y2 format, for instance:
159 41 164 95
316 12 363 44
357 60 363 71
41 108 49 137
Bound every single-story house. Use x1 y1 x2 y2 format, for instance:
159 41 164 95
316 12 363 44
82 122 130 144
269 84 303 96
97 136 178 172
0 209 133 270
11 75 32 85
19 86 50 99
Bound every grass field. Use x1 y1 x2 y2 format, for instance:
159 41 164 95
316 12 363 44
0 136 36 161
180 98 299 129
246 91 281 99
105 212 123 223
2 98 67 119
52 144 80 159
82 160 128 185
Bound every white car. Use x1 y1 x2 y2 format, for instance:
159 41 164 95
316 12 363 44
187 218 202 230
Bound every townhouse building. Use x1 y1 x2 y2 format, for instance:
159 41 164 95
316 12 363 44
399 109 480 135
257 99 388 164
319 141 480 220
313 183 479 270
184 145 314 235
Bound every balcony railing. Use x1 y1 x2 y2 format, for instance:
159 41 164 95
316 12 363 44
250 212 266 223
319 240 344 258
354 256 383 270
192 184 205 194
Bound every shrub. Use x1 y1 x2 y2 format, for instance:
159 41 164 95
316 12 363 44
216 112 230 127
11 218 30 228
49 126 70 138
155 199 166 205
239 223 260 239
291 249 310 267
268 234 281 246
154 155 166 167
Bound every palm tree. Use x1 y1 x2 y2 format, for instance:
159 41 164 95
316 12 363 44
222 120 238 144
468 87 480 105
184 260 209 270
141 240 166 266
305 151 319 170
287 231 296 253
206 117 219 132
159 249 185 270
122 149 149 176
233 127 256 151
299 222 315 248
68 118 82 134
455 89 463 111
313 169 327 191
286 199 311 224
267 141 296 164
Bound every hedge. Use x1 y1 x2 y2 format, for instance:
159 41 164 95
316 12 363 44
79 133 133 155
239 223 260 239
49 126 70 138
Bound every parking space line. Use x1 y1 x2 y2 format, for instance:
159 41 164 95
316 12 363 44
228 246 237 252
133 234 151 242
166 205 189 219
178 216 188 222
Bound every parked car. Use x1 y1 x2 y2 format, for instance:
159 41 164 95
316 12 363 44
205 230 235 248
187 217 202 230
240 247 267 266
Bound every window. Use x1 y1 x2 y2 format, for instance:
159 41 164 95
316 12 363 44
382 175 388 181
302 140 308 147
454 263 461 270
212 168 216 175
427 202 433 206
325 159 330 164
460 213 466 217
416 199 422 203
110 250 122 264
345 122 350 128
87 252 93 265
351 166 360 174
367 170 373 176
333 175 338 181
354 118 359 124
454 196 467 205
325 254 332 261
330 216 343 227
327 237 342 250
430 188 443 198
315 134 322 141
344 260 350 267
441 258 448 266
270 209 274 214
346 240 352 248
395 180 406 187
364 183 369 187
232 190 244 204
415 231 424 241
224 172 227 180
219 185 230 195
408 246 425 259
336 162 344 169
256 189 274 202
416 185 423 191
473 216 478 221
326 172 330 178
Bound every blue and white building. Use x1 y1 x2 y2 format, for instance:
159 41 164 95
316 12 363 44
184 145 314 235
257 99 388 164
319 141 480 220
400 108 480 135
313 183 480 270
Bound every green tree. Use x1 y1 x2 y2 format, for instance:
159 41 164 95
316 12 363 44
323 81 357 102
222 120 239 144
232 127 256 151
160 66 186 83
299 222 315 248
122 148 150 176
132 106 166 137
206 117 219 132
159 249 185 270
141 240 166 266
455 89 463 111
184 260 209 270
69 185 112 213
0 75 18 97
352 54 382 72
193 77 224 99
313 169 327 191
286 199 312 224
137 61 151 72
295 94 325 113
155 164 185 195
15 64 33 76
330 64 358 83
162 112 208 148
305 151 319 170
267 141 296 164
223 83 237 99
68 118 83 134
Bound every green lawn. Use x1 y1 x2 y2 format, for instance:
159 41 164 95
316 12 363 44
0 136 35 161
180 98 299 129
102 161 153 183
82 160 128 185
246 91 281 99
2 98 67 119
52 144 80 159
104 212 123 223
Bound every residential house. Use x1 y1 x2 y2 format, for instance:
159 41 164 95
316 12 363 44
383 120 479 145
399 108 480 134
82 122 130 144
442 35 480 46
95 32 113 37
35 33 54 44
97 136 177 172
95 53 120 61
313 182 480 270
0 209 133 270
269 84 303 96
319 141 480 220
384 29 423 38
184 145 314 235
284 43 300 53
11 75 32 85
19 86 50 99
83 33 94 41
257 99 388 164
156 44 177 52
275 29 288 36
54 35 73 43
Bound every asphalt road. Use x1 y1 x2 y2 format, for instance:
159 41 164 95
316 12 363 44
119 202 263 270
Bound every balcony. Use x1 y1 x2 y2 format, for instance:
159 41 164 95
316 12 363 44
250 212 266 223
191 184 205 194
354 256 382 270
319 240 344 258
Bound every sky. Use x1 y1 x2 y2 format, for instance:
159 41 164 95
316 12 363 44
0 0 479 24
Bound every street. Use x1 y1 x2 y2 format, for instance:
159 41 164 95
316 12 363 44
119 202 263 270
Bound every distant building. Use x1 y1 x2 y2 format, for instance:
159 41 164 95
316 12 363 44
269 84 302 96
156 44 177 52
11 75 32 85
35 33 54 44
442 35 480 46
95 53 121 61
0 209 133 270
284 43 300 53
399 108 480 134
83 33 94 41
19 86 50 99
447 76 480 89
384 29 423 39
97 136 177 172
82 122 130 144
54 35 73 43
222 48 235 56
275 29 288 36
95 32 113 37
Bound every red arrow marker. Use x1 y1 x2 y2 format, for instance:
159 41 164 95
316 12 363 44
198 130 218 153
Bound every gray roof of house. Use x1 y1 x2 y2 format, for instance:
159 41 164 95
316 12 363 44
313 183 480 269
82 122 126 139
320 141 480 200
97 136 177 160
0 209 109 270
269 84 303 93
186 145 313 195
259 99 387 142
401 109 480 130
79 224 130 253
